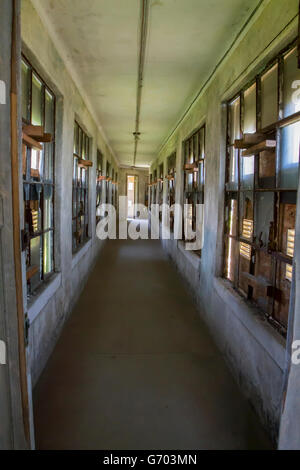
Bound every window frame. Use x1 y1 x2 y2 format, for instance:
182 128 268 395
72 120 91 253
96 149 104 223
21 54 56 297
182 124 206 250
223 39 300 336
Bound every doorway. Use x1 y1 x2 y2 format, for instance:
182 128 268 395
127 175 138 219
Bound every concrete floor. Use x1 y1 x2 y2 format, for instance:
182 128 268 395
34 238 272 449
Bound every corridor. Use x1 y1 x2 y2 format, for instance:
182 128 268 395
33 238 271 450
2 0 300 452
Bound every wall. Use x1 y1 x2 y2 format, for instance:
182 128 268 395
0 0 27 449
151 0 299 443
21 0 119 387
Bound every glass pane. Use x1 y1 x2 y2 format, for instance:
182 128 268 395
86 136 89 159
261 64 278 128
239 192 254 241
243 83 256 134
30 149 41 180
43 185 53 229
227 146 238 189
74 123 79 154
238 252 251 295
78 127 82 157
279 121 300 189
229 97 240 144
32 73 43 126
21 61 30 121
284 47 300 118
258 150 276 188
29 202 42 234
279 201 296 254
253 251 273 312
44 143 54 181
225 198 237 236
240 155 254 189
82 134 86 159
274 261 291 329
193 134 199 161
199 127 205 158
43 231 53 275
255 192 275 247
29 236 41 291
45 90 54 133
224 237 237 282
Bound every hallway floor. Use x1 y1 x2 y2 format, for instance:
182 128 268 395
34 238 272 450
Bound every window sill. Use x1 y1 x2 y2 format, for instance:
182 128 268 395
28 272 62 324
213 277 286 370
178 240 201 270
72 238 92 270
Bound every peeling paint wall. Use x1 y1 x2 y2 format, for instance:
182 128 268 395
21 0 119 387
152 0 299 443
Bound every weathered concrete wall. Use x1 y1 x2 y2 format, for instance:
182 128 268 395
0 0 27 450
152 0 299 443
21 0 119 387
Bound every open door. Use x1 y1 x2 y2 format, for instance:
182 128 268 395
127 175 139 218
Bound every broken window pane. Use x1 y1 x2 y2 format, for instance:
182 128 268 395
261 64 278 128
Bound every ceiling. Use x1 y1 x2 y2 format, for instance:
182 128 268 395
32 0 261 167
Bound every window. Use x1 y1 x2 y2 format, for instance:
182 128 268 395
114 172 118 209
105 161 111 204
166 153 176 231
224 41 300 335
21 56 55 297
158 163 164 220
152 169 157 205
96 150 104 223
148 174 153 206
111 168 117 208
183 125 205 246
73 121 92 253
